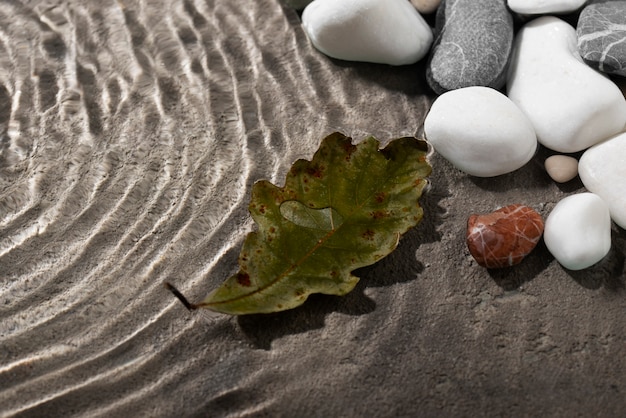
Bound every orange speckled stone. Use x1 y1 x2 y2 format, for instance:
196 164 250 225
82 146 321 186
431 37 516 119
467 204 544 269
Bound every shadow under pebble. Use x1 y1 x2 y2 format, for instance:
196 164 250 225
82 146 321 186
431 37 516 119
488 239 554 291
566 227 626 291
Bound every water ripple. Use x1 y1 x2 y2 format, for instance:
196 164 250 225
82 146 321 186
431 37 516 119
0 0 437 416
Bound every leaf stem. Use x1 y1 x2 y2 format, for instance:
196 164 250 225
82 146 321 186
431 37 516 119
164 282 198 311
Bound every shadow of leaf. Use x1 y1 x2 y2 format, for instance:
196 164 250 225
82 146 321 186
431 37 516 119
237 175 447 350
237 284 376 350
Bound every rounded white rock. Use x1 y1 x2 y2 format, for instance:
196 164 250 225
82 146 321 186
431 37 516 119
507 16 626 153
302 0 433 65
544 193 612 270
424 86 537 177
508 0 586 14
579 132 626 229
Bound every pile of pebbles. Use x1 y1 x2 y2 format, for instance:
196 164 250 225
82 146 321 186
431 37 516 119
285 0 626 271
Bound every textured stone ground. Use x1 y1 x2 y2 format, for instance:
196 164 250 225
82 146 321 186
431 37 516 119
1 1 625 416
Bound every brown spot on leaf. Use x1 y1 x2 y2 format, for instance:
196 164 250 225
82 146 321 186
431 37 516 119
307 165 324 179
343 142 357 161
269 227 275 233
362 229 375 240
259 205 266 214
236 272 251 287
371 210 389 220
374 192 387 203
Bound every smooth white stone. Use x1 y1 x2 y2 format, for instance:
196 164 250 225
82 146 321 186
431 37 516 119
302 0 433 65
410 0 441 14
544 193 612 270
579 132 626 229
507 16 626 153
424 86 537 177
508 0 586 14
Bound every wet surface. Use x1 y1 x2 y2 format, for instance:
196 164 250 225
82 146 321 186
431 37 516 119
1 1 625 416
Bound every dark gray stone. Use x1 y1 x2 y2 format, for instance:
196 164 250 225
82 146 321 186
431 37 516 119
426 0 513 94
577 1 626 76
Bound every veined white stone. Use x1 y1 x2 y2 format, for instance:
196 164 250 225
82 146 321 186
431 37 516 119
544 193 612 271
301 0 433 65
508 0 586 14
507 16 626 153
424 86 537 177
579 132 626 229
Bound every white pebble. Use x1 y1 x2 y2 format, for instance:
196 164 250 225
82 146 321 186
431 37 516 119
302 0 433 65
545 155 578 183
507 16 626 153
507 0 586 14
579 132 626 229
424 86 537 177
544 193 612 270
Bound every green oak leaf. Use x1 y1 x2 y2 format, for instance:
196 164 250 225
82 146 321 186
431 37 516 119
196 132 431 315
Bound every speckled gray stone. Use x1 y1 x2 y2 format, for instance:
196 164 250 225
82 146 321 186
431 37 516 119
577 1 626 76
426 0 513 94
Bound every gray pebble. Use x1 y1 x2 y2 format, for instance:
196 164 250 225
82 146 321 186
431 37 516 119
577 1 626 76
426 0 513 94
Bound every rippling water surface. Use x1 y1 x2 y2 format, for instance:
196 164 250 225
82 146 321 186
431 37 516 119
2 1 626 417
0 0 431 415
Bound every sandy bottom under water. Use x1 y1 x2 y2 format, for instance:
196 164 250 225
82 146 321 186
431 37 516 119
1 1 625 416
